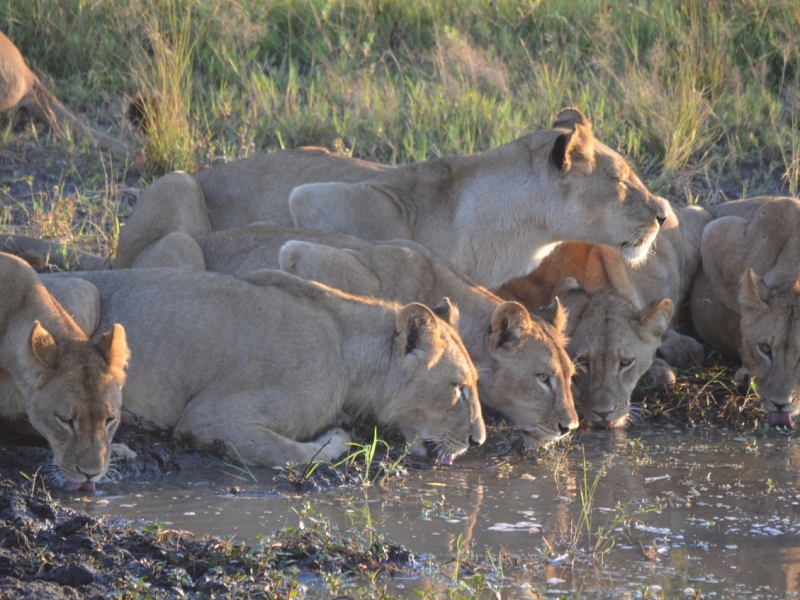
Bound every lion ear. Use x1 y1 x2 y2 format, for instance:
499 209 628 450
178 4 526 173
538 296 568 336
739 268 770 311
489 301 532 353
396 303 441 368
551 123 596 174
551 278 589 334
279 241 381 296
553 107 592 131
28 321 58 370
97 324 130 388
639 299 674 341
430 297 460 328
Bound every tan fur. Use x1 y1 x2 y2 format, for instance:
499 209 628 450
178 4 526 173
0 252 130 489
690 197 800 420
118 107 667 289
544 279 674 427
41 268 485 467
278 239 579 447
0 31 128 156
498 204 709 426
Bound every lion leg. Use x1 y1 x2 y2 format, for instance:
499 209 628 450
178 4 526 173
116 172 210 268
288 182 414 241
175 393 351 467
111 443 137 461
131 231 205 270
657 328 705 368
644 357 677 387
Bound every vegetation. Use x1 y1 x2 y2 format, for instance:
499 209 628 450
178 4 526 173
2 1 799 596
2 0 799 253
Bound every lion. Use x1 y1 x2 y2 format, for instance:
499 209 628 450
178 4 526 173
40 267 485 466
0 252 130 491
0 31 128 156
14 225 579 447
690 197 800 427
277 239 579 447
116 108 668 289
497 202 708 427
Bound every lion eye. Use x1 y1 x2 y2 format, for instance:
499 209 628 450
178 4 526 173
56 414 75 430
537 373 550 385
619 358 634 370
105 416 118 428
617 180 628 190
758 343 772 356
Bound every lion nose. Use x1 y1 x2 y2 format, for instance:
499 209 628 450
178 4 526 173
595 411 610 420
772 401 791 412
469 435 482 448
76 467 103 481
655 215 666 227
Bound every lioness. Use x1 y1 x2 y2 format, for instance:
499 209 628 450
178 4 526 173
118 108 668 288
497 203 707 427
42 268 485 466
0 252 130 491
0 31 128 156
690 197 800 427
278 239 579 447
15 225 578 447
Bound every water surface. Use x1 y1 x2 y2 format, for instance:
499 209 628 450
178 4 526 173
67 426 800 598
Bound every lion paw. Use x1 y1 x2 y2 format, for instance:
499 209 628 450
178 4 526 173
111 443 137 461
734 367 751 387
657 329 704 368
645 358 677 387
312 428 351 462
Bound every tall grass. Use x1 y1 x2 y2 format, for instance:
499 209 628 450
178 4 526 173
1 0 799 251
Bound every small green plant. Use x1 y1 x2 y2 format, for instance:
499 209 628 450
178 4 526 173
220 443 258 482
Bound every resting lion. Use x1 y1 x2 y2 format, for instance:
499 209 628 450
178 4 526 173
0 252 130 491
498 203 710 427
690 197 800 427
9 224 579 447
0 31 128 156
117 108 668 288
278 239 579 447
41 268 486 466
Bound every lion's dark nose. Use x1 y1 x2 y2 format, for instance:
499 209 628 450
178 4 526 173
558 423 572 435
656 215 666 227
469 435 481 448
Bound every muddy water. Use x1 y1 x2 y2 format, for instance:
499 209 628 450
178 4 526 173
67 426 800 598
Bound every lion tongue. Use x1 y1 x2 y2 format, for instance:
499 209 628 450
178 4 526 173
768 411 794 428
66 481 97 492
438 454 455 466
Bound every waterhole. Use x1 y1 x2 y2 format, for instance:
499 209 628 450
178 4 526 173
66 426 800 598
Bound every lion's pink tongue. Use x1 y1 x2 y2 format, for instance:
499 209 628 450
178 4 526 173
66 481 96 492
438 454 455 466
768 411 794 428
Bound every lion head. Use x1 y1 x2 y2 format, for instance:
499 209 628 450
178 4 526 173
738 269 800 426
384 301 485 464
19 321 129 491
484 299 578 447
555 279 673 428
545 108 668 266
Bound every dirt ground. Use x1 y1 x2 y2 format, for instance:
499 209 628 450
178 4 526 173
0 422 426 599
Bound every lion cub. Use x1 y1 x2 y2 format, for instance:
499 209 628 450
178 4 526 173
278 239 579 447
43 268 485 466
690 197 800 427
0 252 130 491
